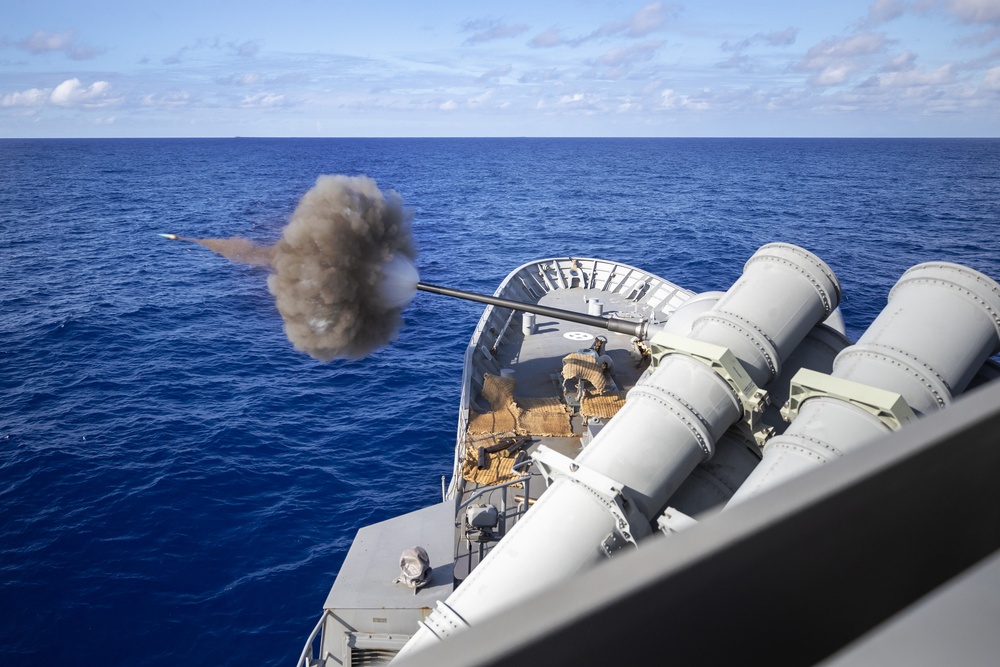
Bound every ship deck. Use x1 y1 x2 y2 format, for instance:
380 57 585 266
307 257 694 665
452 259 693 582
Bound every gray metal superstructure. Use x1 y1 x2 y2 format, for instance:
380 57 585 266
297 244 1000 667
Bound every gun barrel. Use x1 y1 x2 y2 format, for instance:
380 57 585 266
415 282 646 338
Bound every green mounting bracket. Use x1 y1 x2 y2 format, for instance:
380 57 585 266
649 331 773 449
781 367 917 431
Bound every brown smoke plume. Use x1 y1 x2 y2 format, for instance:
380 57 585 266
268 175 418 360
189 237 276 266
176 174 419 360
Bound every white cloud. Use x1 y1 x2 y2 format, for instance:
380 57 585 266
627 2 677 37
717 53 751 70
860 1 1000 43
659 88 710 110
553 92 601 113
241 92 285 107
529 28 563 48
462 18 530 44
948 0 1000 25
722 27 798 52
597 41 663 67
517 67 562 84
478 64 513 82
2 4 994 136
467 89 495 108
982 65 1000 90
764 27 800 46
597 1 679 39
1 87 49 107
50 78 122 107
16 29 103 60
865 0 910 26
529 2 679 48
641 80 664 95
659 88 679 109
160 37 263 66
956 25 1000 45
804 33 890 62
140 92 192 108
230 39 262 57
884 50 918 71
1 79 122 109
216 71 289 86
813 65 854 86
588 40 664 79
797 33 890 86
870 64 955 88
18 30 74 53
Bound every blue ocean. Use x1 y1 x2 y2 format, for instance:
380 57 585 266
2 138 998 665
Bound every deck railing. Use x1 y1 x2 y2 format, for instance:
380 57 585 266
458 473 533 524
457 473 534 576
295 609 332 667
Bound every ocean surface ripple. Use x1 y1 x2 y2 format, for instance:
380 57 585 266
1 138 998 665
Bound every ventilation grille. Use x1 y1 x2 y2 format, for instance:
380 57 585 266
350 647 398 666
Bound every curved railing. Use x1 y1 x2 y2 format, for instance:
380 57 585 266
294 609 331 667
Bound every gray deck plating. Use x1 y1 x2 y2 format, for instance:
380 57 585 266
307 258 694 665
503 287 650 399
454 276 691 581
324 501 454 613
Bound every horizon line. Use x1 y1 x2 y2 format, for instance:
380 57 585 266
3 135 999 141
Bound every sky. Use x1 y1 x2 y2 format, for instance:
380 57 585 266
1 0 999 137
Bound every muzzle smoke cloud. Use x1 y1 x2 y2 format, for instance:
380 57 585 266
174 175 419 360
269 175 418 360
